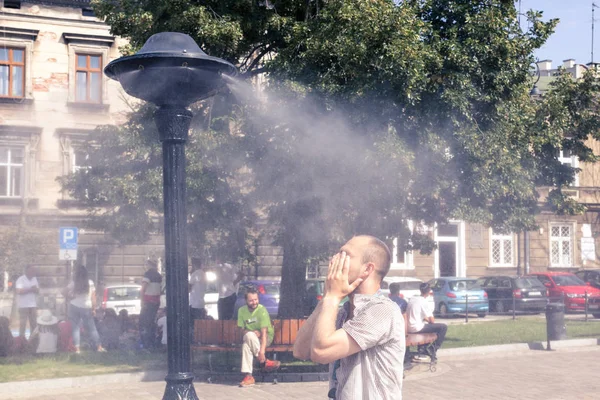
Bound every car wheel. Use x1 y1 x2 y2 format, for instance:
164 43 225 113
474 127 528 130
593 313 600 319
477 313 487 318
495 300 505 313
439 303 448 318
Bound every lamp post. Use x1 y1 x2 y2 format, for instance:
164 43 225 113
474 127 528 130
104 32 237 400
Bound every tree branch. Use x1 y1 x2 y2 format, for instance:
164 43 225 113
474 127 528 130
245 46 272 75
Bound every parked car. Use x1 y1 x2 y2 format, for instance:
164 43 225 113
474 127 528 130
476 276 548 314
381 277 435 313
428 277 489 318
574 270 600 290
528 272 600 312
234 280 281 318
100 284 142 316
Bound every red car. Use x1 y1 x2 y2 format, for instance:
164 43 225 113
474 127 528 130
527 272 600 312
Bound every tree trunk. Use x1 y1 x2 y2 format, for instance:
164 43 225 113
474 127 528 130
277 229 308 318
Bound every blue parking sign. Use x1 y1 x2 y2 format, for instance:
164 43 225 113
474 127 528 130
59 227 78 250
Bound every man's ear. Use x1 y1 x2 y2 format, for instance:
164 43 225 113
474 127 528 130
362 262 376 278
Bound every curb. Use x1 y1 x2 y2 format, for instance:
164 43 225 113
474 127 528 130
438 337 600 357
2 338 599 393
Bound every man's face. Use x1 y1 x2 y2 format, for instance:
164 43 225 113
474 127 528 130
246 292 259 311
25 266 34 279
339 236 372 286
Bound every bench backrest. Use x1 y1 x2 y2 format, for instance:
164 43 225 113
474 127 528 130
194 319 306 346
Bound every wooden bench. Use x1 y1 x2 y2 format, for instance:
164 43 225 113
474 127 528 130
405 332 438 372
193 319 306 371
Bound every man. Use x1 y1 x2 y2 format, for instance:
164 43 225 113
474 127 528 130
15 265 39 339
189 257 208 320
139 259 162 349
293 235 405 400
388 282 408 314
216 261 242 320
237 287 280 387
406 283 447 354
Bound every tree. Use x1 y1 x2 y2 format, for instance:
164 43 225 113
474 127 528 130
84 0 600 317
59 99 255 262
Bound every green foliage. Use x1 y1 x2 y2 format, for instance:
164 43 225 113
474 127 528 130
83 0 600 316
58 101 255 261
0 228 50 281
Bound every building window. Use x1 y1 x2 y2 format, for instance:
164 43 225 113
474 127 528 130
0 47 25 98
75 54 102 103
557 148 579 186
550 225 573 267
0 147 24 197
490 230 513 267
72 149 91 173
389 237 414 270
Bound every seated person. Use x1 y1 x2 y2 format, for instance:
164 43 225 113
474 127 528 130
406 283 447 358
156 308 167 349
237 287 280 387
388 282 408 314
98 309 121 350
31 310 59 354
0 316 14 357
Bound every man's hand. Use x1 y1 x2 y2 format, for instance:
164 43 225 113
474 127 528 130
324 252 362 302
258 350 266 363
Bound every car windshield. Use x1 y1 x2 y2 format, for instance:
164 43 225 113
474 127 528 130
515 278 545 289
553 275 586 286
448 280 480 291
107 287 140 301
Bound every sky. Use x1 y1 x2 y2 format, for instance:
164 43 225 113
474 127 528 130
522 0 599 65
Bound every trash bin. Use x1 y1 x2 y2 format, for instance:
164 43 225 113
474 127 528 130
545 303 567 341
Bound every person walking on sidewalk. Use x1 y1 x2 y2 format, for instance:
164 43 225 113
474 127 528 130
406 282 447 356
15 265 39 339
189 257 208 320
139 259 162 349
237 287 280 387
293 235 406 400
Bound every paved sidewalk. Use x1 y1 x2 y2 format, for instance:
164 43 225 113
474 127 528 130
2 346 599 400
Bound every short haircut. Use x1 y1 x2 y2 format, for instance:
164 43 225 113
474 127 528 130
191 257 202 269
389 282 400 295
359 235 391 281
420 282 431 295
245 287 259 300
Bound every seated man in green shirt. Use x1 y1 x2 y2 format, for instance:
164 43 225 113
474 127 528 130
237 287 280 387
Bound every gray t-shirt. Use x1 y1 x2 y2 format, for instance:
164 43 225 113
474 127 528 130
331 293 406 400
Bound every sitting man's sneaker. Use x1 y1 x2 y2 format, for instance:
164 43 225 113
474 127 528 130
262 359 281 372
239 375 255 387
412 354 429 362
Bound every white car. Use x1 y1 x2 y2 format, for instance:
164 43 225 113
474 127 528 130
100 284 142 316
381 277 435 314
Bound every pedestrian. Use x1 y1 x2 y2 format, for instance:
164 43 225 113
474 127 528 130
15 265 39 339
139 259 162 349
64 265 105 353
406 283 447 358
237 287 280 387
215 261 242 320
293 235 406 400
189 257 208 321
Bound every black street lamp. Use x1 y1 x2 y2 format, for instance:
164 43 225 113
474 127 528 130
104 32 237 400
